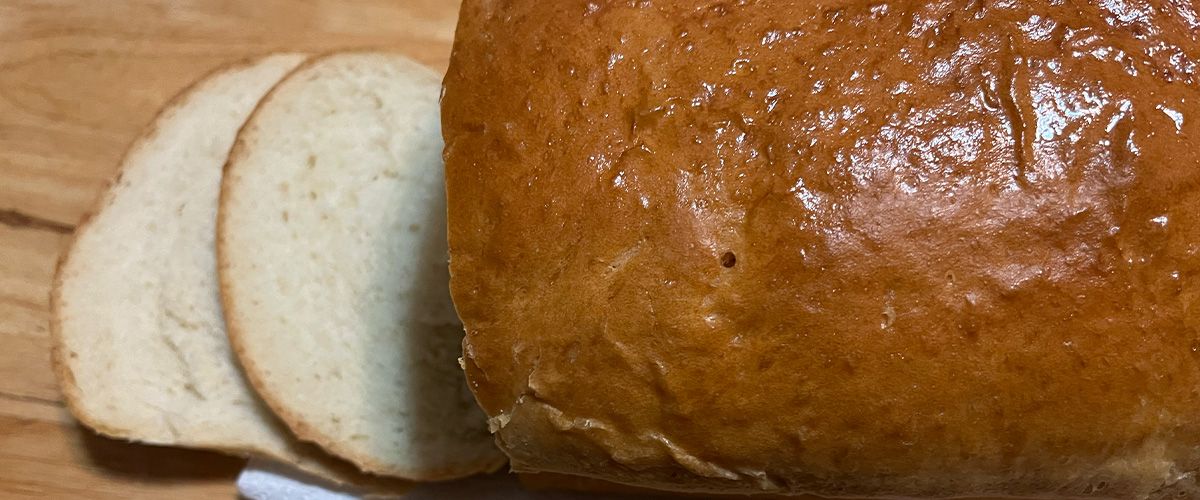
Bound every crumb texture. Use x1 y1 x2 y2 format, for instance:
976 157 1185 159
221 52 504 480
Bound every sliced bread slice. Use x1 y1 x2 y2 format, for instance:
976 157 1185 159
50 53 406 490
217 51 505 481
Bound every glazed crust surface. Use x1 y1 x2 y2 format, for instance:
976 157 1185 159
443 1 1200 497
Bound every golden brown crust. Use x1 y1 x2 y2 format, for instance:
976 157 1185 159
444 1 1200 497
517 472 988 500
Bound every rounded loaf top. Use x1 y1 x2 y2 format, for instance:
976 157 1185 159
442 1 1200 497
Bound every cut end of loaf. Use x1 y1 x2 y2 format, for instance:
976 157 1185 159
219 51 506 481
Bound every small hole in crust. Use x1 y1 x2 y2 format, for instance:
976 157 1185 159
720 251 737 268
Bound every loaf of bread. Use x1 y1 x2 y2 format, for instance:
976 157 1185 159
442 1 1200 498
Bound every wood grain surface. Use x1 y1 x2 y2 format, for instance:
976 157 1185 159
0 1 460 497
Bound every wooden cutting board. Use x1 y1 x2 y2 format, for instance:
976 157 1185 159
0 1 459 497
